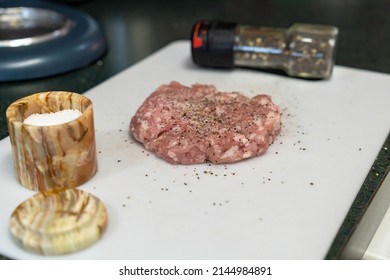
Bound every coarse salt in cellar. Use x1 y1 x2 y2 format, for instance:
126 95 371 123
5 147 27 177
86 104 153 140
23 109 82 126
6 91 97 192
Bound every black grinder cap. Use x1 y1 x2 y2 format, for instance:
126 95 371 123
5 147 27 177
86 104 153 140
191 20 237 68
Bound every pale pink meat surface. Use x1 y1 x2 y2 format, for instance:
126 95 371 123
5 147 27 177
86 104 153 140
130 81 281 164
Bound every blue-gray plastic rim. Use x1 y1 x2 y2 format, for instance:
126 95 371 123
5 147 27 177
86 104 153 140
0 0 107 82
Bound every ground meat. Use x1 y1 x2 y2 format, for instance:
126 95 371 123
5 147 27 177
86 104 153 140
130 81 281 164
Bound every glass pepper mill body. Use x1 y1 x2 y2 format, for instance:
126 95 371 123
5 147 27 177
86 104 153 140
191 20 338 79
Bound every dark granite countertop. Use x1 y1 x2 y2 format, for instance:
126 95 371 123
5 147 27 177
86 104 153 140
0 0 389 260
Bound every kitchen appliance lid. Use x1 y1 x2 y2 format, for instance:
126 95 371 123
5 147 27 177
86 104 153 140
0 0 106 81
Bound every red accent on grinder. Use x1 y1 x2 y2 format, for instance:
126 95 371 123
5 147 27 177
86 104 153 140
192 22 203 48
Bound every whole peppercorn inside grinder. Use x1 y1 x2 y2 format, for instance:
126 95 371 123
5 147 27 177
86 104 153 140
191 20 338 79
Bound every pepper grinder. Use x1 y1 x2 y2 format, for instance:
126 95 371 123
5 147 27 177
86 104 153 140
191 20 338 79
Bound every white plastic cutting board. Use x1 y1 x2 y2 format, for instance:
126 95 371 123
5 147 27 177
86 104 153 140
1 41 389 260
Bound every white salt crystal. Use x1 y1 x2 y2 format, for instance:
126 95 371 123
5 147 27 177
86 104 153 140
23 109 82 126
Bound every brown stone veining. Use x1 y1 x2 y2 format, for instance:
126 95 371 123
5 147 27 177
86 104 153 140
6 91 97 192
9 189 107 255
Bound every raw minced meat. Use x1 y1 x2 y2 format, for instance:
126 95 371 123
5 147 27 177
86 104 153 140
130 81 281 164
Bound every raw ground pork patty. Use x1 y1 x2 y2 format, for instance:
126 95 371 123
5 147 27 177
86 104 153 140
130 81 281 164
